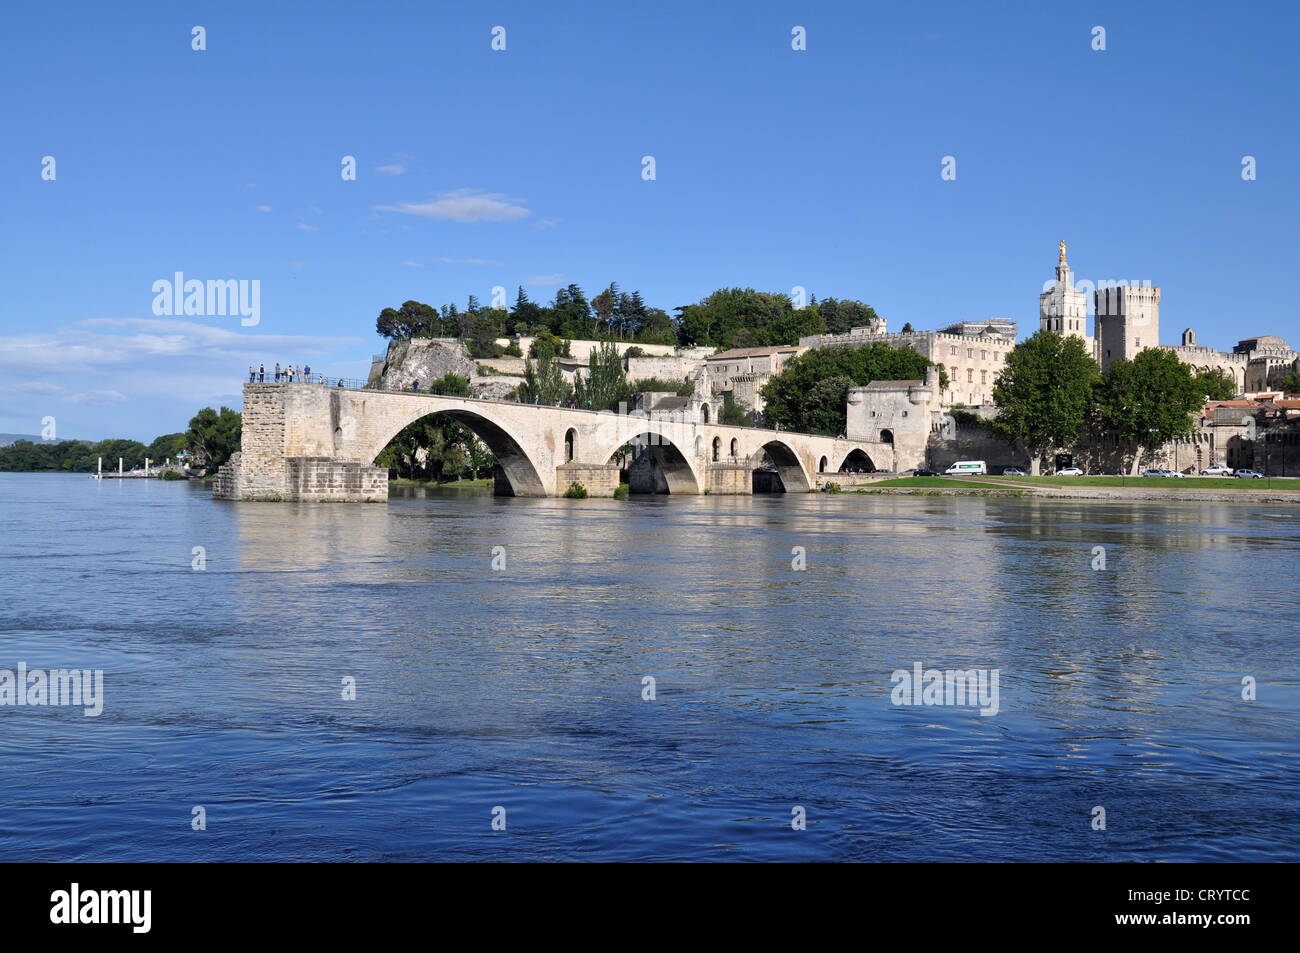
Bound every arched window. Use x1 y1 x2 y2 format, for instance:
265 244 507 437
701 404 710 424
730 438 738 458
712 436 721 461
564 428 576 462
881 429 894 444
819 456 828 473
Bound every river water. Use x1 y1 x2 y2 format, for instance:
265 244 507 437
1 473 1296 861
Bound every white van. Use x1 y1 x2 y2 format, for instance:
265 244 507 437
943 460 987 476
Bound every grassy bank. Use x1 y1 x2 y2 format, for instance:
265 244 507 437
981 475 1300 491
868 477 987 488
389 477 494 488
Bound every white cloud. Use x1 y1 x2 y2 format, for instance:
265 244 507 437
297 222 319 232
256 205 273 213
534 218 561 230
0 380 64 395
375 164 406 176
376 189 530 223
66 390 128 406
402 260 425 269
526 273 564 287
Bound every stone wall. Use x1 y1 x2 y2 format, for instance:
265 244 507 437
285 457 387 502
706 463 751 495
555 462 620 497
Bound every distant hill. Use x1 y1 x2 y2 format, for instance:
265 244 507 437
0 434 65 447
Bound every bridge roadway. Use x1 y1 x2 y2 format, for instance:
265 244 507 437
213 382 891 501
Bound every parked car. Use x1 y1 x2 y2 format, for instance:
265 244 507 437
1056 467 1084 476
1002 467 1026 476
913 468 937 477
1234 469 1264 479
1200 465 1234 476
1143 468 1172 478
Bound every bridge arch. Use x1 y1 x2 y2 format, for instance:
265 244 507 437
611 432 702 494
361 397 550 497
838 448 875 472
591 421 704 495
750 437 812 493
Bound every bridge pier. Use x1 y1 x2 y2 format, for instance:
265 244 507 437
706 462 752 495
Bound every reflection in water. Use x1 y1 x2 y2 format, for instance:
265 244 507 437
0 474 1297 861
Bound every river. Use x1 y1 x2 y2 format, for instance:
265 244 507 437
1 473 1296 860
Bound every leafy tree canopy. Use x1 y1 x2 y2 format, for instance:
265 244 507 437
761 343 944 435
990 331 1099 474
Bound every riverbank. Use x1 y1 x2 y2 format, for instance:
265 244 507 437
389 477 494 489
834 474 1300 503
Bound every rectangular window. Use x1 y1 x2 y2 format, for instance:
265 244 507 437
967 369 973 382
967 348 973 358
950 346 957 356
981 350 987 361
981 370 987 384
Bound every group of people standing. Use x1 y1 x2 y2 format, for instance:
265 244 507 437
249 362 316 384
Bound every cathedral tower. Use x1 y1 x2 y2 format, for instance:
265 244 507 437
1039 240 1089 342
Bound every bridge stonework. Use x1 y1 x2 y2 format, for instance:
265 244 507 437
213 383 892 502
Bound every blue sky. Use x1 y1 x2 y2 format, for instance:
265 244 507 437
2 0 1298 440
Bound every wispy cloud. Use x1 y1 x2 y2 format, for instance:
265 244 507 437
526 273 564 287
436 256 504 266
534 218 561 230
256 205 273 213
297 222 319 232
375 163 406 176
66 390 128 406
376 189 530 223
402 260 425 269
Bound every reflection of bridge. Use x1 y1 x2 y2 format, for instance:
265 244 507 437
212 383 891 501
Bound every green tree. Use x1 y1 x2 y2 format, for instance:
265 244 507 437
427 373 470 397
518 353 573 405
990 331 1100 475
1274 370 1300 396
181 407 241 470
629 377 695 397
528 332 571 360
761 343 943 435
573 340 631 411
676 287 820 349
818 297 884 335
1096 348 1202 474
376 300 440 339
1192 367 1237 401
720 392 749 426
146 432 186 463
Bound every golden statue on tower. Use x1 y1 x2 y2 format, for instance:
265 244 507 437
1059 239 1067 263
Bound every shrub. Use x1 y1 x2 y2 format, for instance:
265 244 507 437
613 483 629 500
563 481 588 499
503 341 523 357
822 481 842 493
160 469 186 481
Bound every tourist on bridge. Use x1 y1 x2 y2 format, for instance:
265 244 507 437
249 364 255 382
274 362 281 382
304 363 311 382
412 380 420 393
258 363 265 383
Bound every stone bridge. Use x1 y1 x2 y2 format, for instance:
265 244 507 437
213 382 894 501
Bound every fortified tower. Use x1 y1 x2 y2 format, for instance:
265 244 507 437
1039 240 1089 342
1095 282 1161 371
